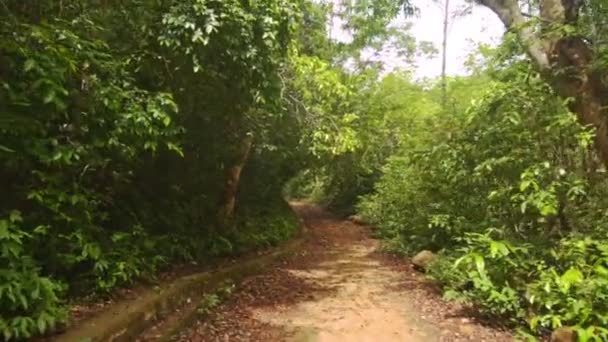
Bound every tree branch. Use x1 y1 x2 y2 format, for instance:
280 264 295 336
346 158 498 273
477 0 550 70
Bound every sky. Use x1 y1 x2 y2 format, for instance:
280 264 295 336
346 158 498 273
330 0 506 79
408 0 505 79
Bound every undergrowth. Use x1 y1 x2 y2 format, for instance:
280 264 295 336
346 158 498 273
357 78 608 340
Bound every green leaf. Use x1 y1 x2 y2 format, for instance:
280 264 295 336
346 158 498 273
560 267 583 291
0 221 9 239
489 241 509 258
594 264 608 276
43 90 56 104
453 255 467 269
36 316 47 334
0 145 15 153
520 180 532 191
473 253 485 274
9 211 22 223
24 59 36 72
167 142 184 157
19 294 29 310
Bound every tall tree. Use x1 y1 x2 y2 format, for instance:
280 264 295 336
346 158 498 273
441 0 450 107
476 0 608 165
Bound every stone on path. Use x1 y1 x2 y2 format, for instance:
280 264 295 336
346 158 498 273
551 327 576 342
412 250 436 270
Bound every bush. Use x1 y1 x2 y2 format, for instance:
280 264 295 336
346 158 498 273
431 235 608 339
527 237 608 338
431 231 532 322
0 212 67 340
0 3 300 339
357 74 608 339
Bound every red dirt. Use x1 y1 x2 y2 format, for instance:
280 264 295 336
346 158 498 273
178 203 515 342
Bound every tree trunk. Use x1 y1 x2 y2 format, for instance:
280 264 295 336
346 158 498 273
217 133 254 228
441 0 450 108
477 0 608 167
549 37 608 165
564 70 608 166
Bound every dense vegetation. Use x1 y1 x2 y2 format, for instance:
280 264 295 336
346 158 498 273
289 1 608 341
1 0 608 340
0 0 327 338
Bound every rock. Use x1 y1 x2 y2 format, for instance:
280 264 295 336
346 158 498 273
348 214 365 225
411 250 436 270
551 327 576 342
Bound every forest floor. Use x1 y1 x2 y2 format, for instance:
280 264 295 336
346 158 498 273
177 202 515 342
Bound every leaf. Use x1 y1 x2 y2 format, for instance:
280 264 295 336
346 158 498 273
31 284 40 300
594 264 608 276
473 253 485 274
0 221 9 239
560 267 583 291
539 200 557 216
520 180 531 192
0 145 15 153
36 316 47 334
43 90 56 104
205 23 215 34
24 59 36 72
9 211 22 223
489 241 509 258
167 142 184 157
3 327 12 341
192 28 204 43
453 255 467 269
19 293 30 310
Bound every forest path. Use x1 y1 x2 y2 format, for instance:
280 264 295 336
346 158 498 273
180 203 513 342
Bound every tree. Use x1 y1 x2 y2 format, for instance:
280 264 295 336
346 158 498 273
476 0 608 166
441 0 450 107
0 0 305 338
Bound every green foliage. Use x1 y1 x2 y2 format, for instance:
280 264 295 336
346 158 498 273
527 237 608 338
0 212 66 340
156 0 295 103
1 12 181 338
196 281 235 316
5 0 607 340
206 200 299 257
429 235 608 339
286 72 442 212
0 0 305 339
355 58 608 338
433 231 533 321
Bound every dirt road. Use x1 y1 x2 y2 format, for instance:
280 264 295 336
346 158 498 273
180 203 513 342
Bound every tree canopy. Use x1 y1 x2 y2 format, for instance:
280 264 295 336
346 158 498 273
1 0 608 340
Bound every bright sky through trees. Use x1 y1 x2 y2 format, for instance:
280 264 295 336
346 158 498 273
329 0 505 79
409 0 504 78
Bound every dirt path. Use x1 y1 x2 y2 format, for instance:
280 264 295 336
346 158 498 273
179 203 514 342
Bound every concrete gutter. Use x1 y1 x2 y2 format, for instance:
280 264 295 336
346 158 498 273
52 223 307 342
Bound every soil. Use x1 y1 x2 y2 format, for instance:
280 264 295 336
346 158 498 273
57 233 292 332
177 203 515 342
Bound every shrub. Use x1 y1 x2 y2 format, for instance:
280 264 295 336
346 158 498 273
357 72 608 339
0 212 67 340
